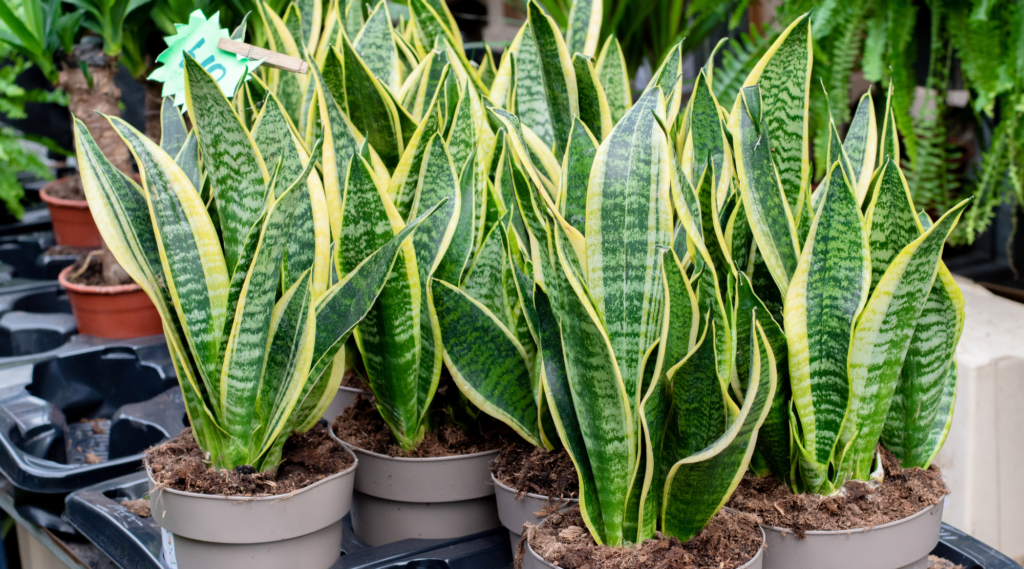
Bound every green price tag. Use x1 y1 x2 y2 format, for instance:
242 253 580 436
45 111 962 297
149 11 262 109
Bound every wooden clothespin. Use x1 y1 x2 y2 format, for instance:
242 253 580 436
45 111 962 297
217 38 308 74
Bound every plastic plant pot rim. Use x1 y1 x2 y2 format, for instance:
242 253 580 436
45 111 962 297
144 430 358 503
59 264 144 296
40 182 88 208
525 512 766 569
491 472 580 505
342 440 500 463
760 500 941 535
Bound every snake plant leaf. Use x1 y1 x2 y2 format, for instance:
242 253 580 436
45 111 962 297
297 0 321 52
478 44 497 87
259 1 306 125
313 64 361 242
109 117 230 411
645 41 683 126
174 132 201 194
882 265 963 468
409 0 461 56
445 80 476 174
732 13 812 214
785 162 869 493
283 4 304 57
662 320 777 541
463 221 512 325
560 117 599 233
314 2 338 65
159 97 187 157
390 65 448 220
527 1 579 160
182 54 269 275
401 49 449 120
822 110 857 206
495 24 555 150
734 86 800 297
864 158 920 294
355 0 401 92
585 88 673 412
321 46 348 112
839 199 969 480
843 92 878 203
565 0 602 57
342 0 364 39
435 150 477 285
572 54 612 141
339 37 404 170
878 82 900 169
434 279 542 446
596 37 631 126
253 93 305 195
685 70 732 200
337 155 391 275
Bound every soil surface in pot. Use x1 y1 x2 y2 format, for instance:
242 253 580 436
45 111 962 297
492 438 578 500
146 423 352 497
44 245 89 258
333 395 507 458
66 253 133 286
727 448 947 535
341 370 367 391
928 557 963 569
523 507 761 569
45 175 86 201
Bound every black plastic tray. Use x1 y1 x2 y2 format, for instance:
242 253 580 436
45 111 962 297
0 229 81 280
0 336 183 493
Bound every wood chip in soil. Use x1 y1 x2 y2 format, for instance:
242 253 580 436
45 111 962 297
122 499 150 518
928 556 964 569
145 423 352 497
727 447 948 535
45 175 85 201
519 507 762 569
491 437 578 500
332 395 509 458
66 252 133 287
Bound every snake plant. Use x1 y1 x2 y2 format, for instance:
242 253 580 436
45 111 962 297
731 15 968 494
73 52 443 472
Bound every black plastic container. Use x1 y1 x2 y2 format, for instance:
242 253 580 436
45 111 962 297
0 336 183 493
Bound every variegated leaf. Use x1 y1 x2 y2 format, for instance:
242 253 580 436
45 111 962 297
596 37 631 126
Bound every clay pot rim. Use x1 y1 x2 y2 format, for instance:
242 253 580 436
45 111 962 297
343 440 500 463
58 264 142 295
759 500 941 536
40 179 88 208
491 472 580 504
145 429 358 502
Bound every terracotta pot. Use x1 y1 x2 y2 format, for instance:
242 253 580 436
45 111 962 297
58 265 163 339
40 178 102 248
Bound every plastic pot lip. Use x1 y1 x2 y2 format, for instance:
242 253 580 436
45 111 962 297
145 430 358 502
59 264 143 295
759 500 941 535
338 385 368 394
40 179 89 209
343 439 500 463
491 472 580 504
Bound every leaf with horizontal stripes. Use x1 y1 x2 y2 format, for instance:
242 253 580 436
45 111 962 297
342 0 364 38
355 0 401 92
313 63 361 241
785 161 869 493
340 37 404 170
435 150 477 285
596 36 631 126
408 0 460 56
572 54 611 141
565 0 602 57
506 24 555 149
686 70 731 195
864 158 920 295
559 117 598 233
390 65 448 219
878 82 900 169
843 91 878 204
401 49 449 120
260 2 306 125
528 1 579 160
160 97 187 157
839 199 969 481
174 132 200 194
183 54 269 275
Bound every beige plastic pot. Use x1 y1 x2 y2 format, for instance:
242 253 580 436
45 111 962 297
761 501 944 569
492 474 578 550
322 386 368 422
146 436 357 569
522 516 765 569
345 444 501 546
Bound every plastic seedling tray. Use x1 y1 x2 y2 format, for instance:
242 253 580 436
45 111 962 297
0 337 184 493
0 231 79 280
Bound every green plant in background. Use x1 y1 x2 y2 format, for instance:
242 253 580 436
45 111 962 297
73 53 443 471
64 0 151 60
0 0 81 83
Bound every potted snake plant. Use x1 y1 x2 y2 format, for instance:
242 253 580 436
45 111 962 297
73 51 442 569
726 14 968 569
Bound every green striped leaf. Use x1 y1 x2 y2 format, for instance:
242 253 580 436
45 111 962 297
479 45 497 87
686 70 730 194
662 321 776 541
183 54 269 274
843 92 878 204
297 0 321 52
507 24 555 149
585 88 673 413
565 0 602 57
261 2 306 126
160 97 187 157
528 1 579 160
389 65 448 219
401 49 449 120
355 1 401 92
342 0 364 38
878 82 900 169
595 37 631 126
435 150 477 285
732 13 812 214
463 221 512 325
734 86 800 297
340 36 404 170
174 132 200 194
313 63 361 241
571 54 611 141
253 93 305 196
559 117 599 233
645 41 683 125
864 158 920 294
408 0 461 55
785 162 869 493
822 110 857 207
434 279 542 446
839 199 969 480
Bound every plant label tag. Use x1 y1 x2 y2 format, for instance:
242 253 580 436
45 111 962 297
161 527 178 567
149 10 263 109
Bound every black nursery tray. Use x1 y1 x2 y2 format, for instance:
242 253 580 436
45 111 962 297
0 230 80 281
65 473 516 569
0 336 184 493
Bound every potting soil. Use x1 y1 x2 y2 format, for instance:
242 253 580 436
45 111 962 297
46 175 86 201
122 498 151 518
332 395 508 458
146 423 352 497
66 252 133 286
928 556 964 569
522 507 762 569
726 447 948 534
492 438 579 500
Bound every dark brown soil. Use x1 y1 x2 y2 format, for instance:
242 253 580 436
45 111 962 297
929 556 964 569
66 251 133 286
44 245 89 258
492 438 578 500
727 448 948 535
146 423 353 497
341 370 368 391
45 175 85 201
122 499 150 518
332 395 507 458
521 507 762 569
